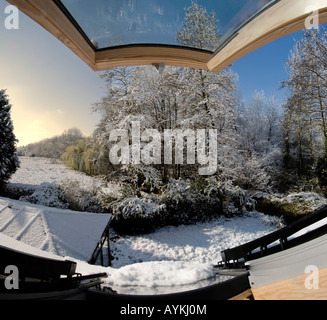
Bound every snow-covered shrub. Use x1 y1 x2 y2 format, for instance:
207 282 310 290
2 183 36 200
60 179 105 213
233 153 271 191
111 197 168 234
254 191 327 223
222 185 256 216
120 165 162 196
19 183 69 209
113 197 167 220
274 192 327 215
160 178 222 225
96 184 122 210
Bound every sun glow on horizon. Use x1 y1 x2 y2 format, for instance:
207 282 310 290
0 0 104 148
5 86 99 147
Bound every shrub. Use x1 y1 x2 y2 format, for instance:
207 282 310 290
254 192 327 223
160 178 222 225
60 179 105 213
19 183 69 209
111 197 168 234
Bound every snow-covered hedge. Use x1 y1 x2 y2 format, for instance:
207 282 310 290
60 179 106 213
113 197 167 220
111 197 168 234
19 183 69 209
110 177 224 234
254 191 327 223
18 179 111 213
160 178 222 225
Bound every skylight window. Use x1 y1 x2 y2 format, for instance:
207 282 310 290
56 0 277 51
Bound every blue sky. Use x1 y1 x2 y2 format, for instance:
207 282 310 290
232 32 303 104
0 0 312 146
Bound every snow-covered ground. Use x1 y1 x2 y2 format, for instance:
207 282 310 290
0 198 279 294
9 157 103 188
106 211 279 293
1 157 326 295
109 211 279 268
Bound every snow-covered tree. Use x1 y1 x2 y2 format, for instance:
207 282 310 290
237 91 282 155
235 91 283 189
176 1 220 51
282 29 327 175
0 89 19 184
176 1 238 132
22 127 84 159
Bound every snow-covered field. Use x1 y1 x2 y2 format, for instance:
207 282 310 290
9 157 102 187
2 156 323 295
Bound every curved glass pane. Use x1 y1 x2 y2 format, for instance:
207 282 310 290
57 0 278 51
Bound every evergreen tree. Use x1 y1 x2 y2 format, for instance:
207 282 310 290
0 89 20 184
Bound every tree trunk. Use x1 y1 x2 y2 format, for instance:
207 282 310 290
315 73 327 157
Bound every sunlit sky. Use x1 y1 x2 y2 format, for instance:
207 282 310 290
0 0 104 146
0 0 314 147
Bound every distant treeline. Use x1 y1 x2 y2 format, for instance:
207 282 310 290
17 128 84 160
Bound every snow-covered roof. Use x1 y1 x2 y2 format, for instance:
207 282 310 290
0 197 113 261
